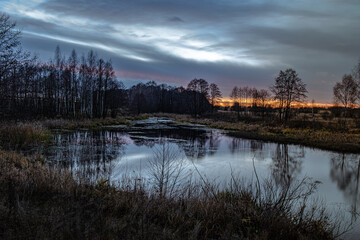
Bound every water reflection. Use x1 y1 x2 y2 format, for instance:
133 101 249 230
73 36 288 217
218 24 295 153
271 144 304 186
37 118 360 238
229 137 266 157
44 131 127 182
43 125 223 181
128 127 221 160
330 153 360 220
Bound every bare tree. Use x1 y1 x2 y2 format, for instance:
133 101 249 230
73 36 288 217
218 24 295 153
230 86 240 119
333 74 358 121
209 83 222 113
243 86 250 114
147 143 188 198
103 60 115 117
270 68 307 121
0 13 21 80
68 49 78 117
0 13 29 110
258 89 270 108
258 89 271 117
187 78 209 98
187 78 210 116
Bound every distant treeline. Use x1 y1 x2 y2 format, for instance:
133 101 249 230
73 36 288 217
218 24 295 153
0 46 124 118
0 46 214 118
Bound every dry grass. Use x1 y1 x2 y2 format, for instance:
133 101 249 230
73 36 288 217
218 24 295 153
40 115 150 130
0 150 338 239
165 113 360 153
0 123 51 150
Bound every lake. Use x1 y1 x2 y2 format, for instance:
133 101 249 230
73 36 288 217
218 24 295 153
40 117 360 238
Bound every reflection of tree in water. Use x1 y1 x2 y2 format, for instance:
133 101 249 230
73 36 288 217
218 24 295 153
45 131 126 182
271 144 304 186
132 136 156 148
228 137 267 161
207 130 221 156
330 153 360 220
128 128 221 160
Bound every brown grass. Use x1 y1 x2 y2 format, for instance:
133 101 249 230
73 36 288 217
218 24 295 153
0 123 51 150
165 113 360 153
0 150 338 239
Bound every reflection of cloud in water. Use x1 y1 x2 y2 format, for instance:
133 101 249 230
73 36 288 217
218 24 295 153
123 153 151 161
37 118 360 236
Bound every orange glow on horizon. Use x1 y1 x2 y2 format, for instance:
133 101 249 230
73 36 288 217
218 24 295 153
215 97 335 108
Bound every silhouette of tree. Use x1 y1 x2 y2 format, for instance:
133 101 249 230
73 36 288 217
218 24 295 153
209 83 222 113
230 86 240 119
333 74 358 121
270 68 307 121
187 78 210 116
258 89 271 117
0 13 21 83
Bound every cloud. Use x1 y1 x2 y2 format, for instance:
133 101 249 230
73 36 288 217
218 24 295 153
2 0 360 102
168 16 184 22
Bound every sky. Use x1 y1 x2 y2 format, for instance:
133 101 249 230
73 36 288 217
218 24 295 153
1 0 359 103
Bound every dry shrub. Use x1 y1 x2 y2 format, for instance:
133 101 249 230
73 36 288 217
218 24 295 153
0 123 51 150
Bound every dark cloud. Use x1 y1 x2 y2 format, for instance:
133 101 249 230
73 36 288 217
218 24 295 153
168 16 184 22
2 0 360 103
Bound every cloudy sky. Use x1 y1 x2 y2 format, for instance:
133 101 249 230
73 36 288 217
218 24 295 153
1 0 359 103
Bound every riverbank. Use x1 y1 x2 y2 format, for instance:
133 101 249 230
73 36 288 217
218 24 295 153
0 150 337 239
164 114 360 154
1 114 360 153
0 116 147 150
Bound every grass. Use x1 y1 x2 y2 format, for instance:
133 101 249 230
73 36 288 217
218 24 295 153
0 150 339 239
0 123 51 150
2 112 359 153
163 113 360 153
42 117 138 130
0 115 148 149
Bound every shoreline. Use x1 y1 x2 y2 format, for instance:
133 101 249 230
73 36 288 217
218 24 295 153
164 114 360 154
1 113 359 154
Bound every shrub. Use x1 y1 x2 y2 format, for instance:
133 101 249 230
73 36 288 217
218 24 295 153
0 123 51 150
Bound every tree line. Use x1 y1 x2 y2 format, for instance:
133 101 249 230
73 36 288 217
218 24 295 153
228 64 360 122
333 64 360 120
0 45 121 118
1 13 125 118
229 68 307 121
127 79 220 116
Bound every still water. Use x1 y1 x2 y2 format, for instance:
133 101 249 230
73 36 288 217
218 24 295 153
40 118 360 238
